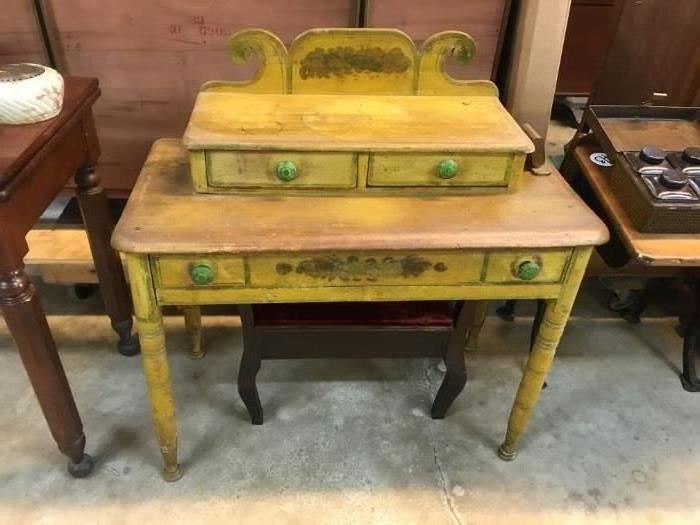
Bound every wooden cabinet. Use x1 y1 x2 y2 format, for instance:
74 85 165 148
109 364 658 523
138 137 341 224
556 0 621 96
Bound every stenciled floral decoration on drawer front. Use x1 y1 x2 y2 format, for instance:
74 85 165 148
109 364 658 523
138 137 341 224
275 255 448 282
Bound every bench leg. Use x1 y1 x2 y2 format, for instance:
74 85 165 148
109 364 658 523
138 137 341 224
432 302 470 419
680 279 700 392
238 343 263 425
183 307 204 359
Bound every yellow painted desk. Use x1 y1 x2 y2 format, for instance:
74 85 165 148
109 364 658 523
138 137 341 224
112 139 608 480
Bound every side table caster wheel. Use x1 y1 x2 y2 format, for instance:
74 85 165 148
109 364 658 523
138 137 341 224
497 444 517 462
162 465 184 482
67 453 94 478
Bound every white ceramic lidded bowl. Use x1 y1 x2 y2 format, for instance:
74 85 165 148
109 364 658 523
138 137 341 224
0 63 64 125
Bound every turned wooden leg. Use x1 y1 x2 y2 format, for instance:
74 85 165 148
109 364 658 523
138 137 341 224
498 247 591 461
126 255 181 481
0 266 93 477
465 300 488 352
75 166 138 357
432 302 470 418
183 307 204 359
680 279 700 392
529 299 549 390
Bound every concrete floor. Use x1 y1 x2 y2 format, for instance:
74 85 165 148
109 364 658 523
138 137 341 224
0 279 699 524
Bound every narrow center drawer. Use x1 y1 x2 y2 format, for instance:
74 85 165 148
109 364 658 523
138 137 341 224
248 252 484 288
368 152 518 187
206 151 358 188
153 256 245 289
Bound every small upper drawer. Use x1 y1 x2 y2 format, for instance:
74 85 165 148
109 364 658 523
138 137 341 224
153 255 245 289
205 151 357 189
484 250 571 283
368 152 521 187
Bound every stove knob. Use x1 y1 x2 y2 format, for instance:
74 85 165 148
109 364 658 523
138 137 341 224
682 147 700 165
659 169 688 189
639 145 666 164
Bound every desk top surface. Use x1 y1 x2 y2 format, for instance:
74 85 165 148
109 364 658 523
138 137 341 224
575 143 700 266
113 139 608 255
184 92 534 153
0 77 98 199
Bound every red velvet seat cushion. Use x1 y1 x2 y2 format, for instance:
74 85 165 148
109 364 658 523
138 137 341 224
252 301 454 327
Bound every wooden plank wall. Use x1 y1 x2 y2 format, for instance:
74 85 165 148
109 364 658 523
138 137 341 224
5 0 509 194
3 1 46 65
366 0 509 80
43 0 357 193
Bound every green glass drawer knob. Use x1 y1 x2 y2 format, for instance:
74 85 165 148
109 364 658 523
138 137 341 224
276 160 298 182
190 263 215 285
516 260 541 281
437 159 458 179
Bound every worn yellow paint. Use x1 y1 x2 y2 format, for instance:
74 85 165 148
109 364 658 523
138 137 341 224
113 140 608 255
156 282 566 307
368 152 516 187
126 254 182 481
201 29 289 94
183 92 532 194
153 255 245 289
206 151 358 189
188 150 208 193
114 29 609 477
183 306 204 359
484 249 571 283
184 93 532 153
498 246 593 460
417 31 499 96
183 28 533 195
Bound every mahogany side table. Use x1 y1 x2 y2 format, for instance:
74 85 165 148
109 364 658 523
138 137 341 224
0 77 138 476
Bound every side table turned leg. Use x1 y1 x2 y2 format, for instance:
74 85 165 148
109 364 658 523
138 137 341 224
498 247 591 461
75 166 139 357
680 279 700 392
183 307 204 359
127 255 182 481
0 266 93 477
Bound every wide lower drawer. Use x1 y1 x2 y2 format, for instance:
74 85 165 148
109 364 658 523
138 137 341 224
484 250 571 283
153 255 245 288
248 252 485 288
367 152 522 187
206 151 358 188
151 249 572 292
